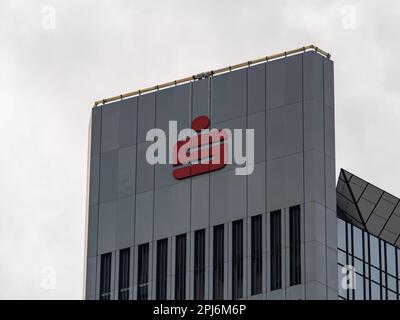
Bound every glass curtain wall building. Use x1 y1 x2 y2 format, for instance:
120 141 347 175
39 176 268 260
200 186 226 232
337 169 400 300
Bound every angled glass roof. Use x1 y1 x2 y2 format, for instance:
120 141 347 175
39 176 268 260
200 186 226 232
337 169 400 247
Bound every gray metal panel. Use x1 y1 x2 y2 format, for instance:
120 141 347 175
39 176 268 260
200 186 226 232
119 98 138 148
155 162 182 189
87 205 99 257
101 103 119 152
248 63 266 115
326 247 338 293
304 150 325 205
326 209 338 250
247 162 266 216
137 93 156 144
191 174 210 230
136 142 154 194
266 54 302 109
324 59 334 108
305 281 326 300
325 156 337 212
304 100 324 154
99 150 118 203
98 200 117 254
192 78 210 119
211 68 247 124
304 240 327 285
85 256 97 298
303 51 323 103
115 196 135 250
324 104 335 160
118 146 136 199
248 111 266 164
134 191 154 245
89 154 100 205
154 182 191 240
266 153 303 212
210 168 247 226
266 102 302 160
91 107 102 155
304 201 326 244
156 83 191 133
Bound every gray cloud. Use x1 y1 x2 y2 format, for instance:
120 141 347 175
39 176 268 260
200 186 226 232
0 0 399 299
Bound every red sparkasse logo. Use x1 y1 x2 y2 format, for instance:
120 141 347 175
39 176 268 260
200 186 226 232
173 115 227 179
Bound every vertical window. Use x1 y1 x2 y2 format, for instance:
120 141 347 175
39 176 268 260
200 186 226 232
118 248 130 300
137 243 149 300
100 252 112 300
251 215 262 295
386 244 396 276
213 224 224 299
175 234 186 300
289 205 301 286
194 229 206 300
353 226 363 259
370 235 380 268
232 220 243 299
270 210 281 291
337 218 346 251
156 239 168 300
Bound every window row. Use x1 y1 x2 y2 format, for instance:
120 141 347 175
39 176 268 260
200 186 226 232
99 205 301 300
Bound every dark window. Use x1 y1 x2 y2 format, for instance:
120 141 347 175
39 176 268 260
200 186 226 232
232 220 243 299
118 248 130 300
156 239 168 299
175 234 186 300
289 205 301 286
251 215 262 295
213 224 224 299
137 243 149 300
194 229 206 300
100 252 112 300
270 210 281 291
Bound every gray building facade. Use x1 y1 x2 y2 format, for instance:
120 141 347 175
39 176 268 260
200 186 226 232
84 48 338 300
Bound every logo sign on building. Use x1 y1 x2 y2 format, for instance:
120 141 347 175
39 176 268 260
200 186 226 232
173 116 227 179
145 115 255 178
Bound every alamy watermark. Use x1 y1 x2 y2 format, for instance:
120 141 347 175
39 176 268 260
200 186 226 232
340 265 356 290
145 116 255 177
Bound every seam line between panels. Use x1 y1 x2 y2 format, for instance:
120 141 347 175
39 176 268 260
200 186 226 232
301 52 307 298
323 56 328 299
94 107 104 299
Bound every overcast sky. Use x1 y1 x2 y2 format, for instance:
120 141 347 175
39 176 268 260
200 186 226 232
1 0 399 299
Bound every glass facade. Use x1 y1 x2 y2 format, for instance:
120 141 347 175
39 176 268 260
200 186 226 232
289 205 301 286
270 210 282 291
194 229 206 300
213 224 224 299
156 239 168 300
251 215 262 295
118 248 130 300
175 234 187 300
232 220 243 300
137 243 149 300
337 218 400 300
99 252 112 300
